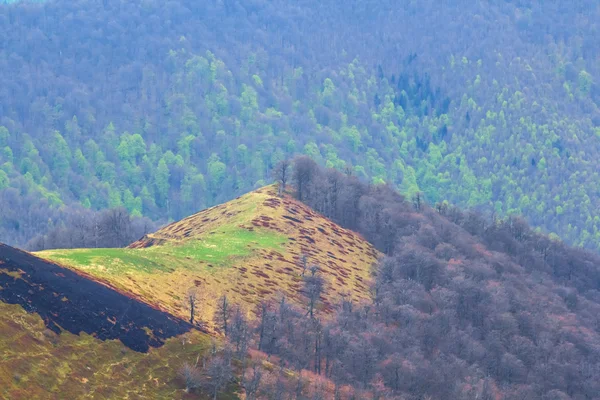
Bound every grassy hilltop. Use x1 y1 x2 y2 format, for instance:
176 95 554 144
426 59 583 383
37 185 379 328
2 186 378 399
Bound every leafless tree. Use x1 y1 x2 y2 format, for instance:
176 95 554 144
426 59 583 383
343 163 354 177
26 206 157 251
272 159 291 195
178 362 202 393
257 301 270 351
243 362 263 400
412 192 423 211
205 354 233 400
304 266 324 318
299 253 308 276
185 286 200 325
99 207 132 247
292 156 318 201
294 373 307 398
229 305 250 357
215 295 231 336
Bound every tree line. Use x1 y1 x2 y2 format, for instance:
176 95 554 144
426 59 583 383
25 207 157 251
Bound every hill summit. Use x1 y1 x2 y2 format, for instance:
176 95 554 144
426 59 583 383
2 184 379 397
38 186 380 325
4 169 600 398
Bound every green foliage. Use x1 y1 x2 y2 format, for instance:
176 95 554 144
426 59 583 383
240 84 259 122
0 127 8 147
155 159 170 207
0 170 9 190
578 70 593 95
1 0 599 253
49 131 71 183
207 154 227 187
43 225 286 275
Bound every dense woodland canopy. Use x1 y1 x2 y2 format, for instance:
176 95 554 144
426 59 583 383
209 158 600 399
0 0 599 250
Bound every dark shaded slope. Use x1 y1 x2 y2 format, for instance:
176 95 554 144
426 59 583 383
0 243 191 352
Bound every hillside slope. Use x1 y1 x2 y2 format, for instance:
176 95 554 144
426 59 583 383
239 164 600 399
0 243 211 399
4 176 600 398
38 186 380 327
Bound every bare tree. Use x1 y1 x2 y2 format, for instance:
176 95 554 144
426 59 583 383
185 286 200 325
215 295 231 336
303 266 324 318
178 362 202 393
412 192 424 211
272 159 291 195
67 209 91 248
99 207 132 247
229 305 250 357
256 301 269 352
299 253 308 276
313 318 323 375
243 362 263 400
26 204 159 251
294 373 307 398
292 156 318 201
343 162 354 177
205 354 233 400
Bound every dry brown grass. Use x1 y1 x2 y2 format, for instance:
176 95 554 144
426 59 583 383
38 186 380 328
3 186 380 399
0 301 213 399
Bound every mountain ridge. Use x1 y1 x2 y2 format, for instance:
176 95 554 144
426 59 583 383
2 175 600 398
1 183 381 398
37 185 380 326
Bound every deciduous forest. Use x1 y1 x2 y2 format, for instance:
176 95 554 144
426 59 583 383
206 158 600 399
3 1 600 399
0 0 599 251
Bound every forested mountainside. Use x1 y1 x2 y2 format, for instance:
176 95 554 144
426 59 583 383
228 158 600 399
3 157 600 398
1 0 599 249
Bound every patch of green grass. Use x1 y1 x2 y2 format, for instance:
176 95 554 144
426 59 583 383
42 248 168 274
162 226 286 265
39 226 286 276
